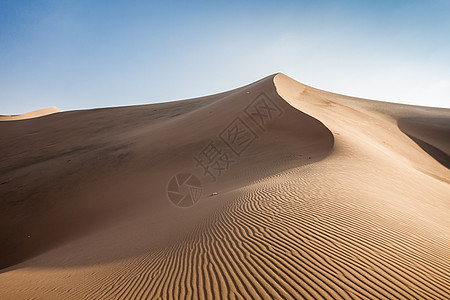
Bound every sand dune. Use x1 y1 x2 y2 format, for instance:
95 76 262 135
0 74 449 299
0 107 61 121
398 118 450 168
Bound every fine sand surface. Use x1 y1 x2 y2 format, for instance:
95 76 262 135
0 74 449 299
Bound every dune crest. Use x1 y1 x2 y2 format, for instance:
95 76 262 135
1 74 449 299
274 73 450 180
0 107 61 121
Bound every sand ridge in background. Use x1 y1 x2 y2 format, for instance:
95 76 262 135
0 107 61 121
0 74 449 299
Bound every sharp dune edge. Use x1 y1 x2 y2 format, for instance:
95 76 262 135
0 74 449 299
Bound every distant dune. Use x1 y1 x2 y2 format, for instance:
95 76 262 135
0 107 61 121
0 74 449 299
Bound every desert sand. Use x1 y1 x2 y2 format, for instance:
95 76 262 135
0 74 449 299
0 107 61 121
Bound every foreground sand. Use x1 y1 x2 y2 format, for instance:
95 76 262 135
0 74 449 299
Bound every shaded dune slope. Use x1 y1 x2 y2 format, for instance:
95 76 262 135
1 74 449 299
398 118 450 168
0 74 333 270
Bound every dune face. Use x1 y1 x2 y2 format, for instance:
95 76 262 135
0 107 61 121
0 74 449 299
0 75 333 270
398 118 450 168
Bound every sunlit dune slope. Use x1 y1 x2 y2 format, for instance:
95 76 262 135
0 74 449 300
0 107 61 121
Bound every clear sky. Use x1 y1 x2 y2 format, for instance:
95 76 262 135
1 0 449 114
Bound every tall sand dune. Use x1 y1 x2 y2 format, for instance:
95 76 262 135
0 74 449 299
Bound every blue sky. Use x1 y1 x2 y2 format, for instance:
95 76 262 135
1 0 449 114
